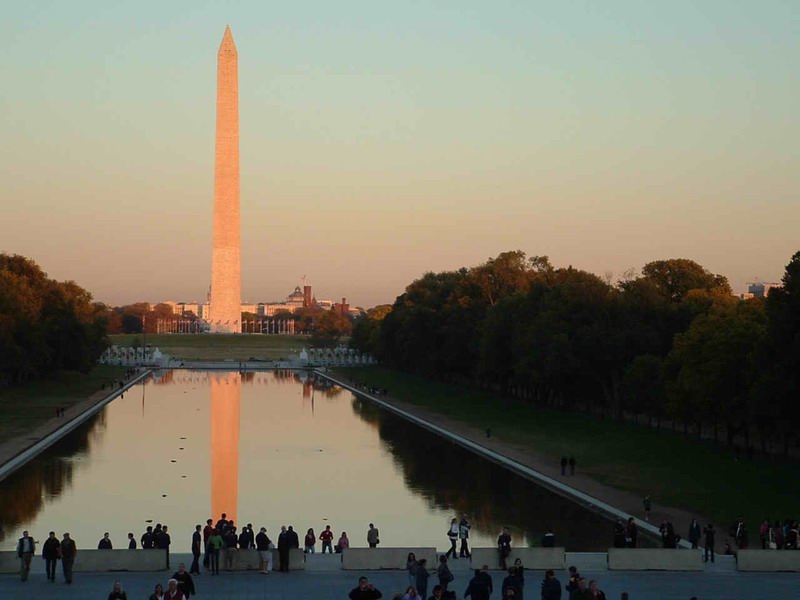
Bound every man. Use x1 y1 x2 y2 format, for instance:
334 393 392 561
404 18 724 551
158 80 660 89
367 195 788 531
497 527 511 570
458 515 472 558
501 567 522 600
42 531 60 582
565 566 580 595
625 518 638 548
703 523 716 563
541 569 562 600
367 523 380 548
215 513 229 534
277 526 290 572
16 530 35 582
172 562 196 598
429 584 444 599
141 526 155 550
159 525 173 569
464 567 492 600
256 527 273 573
560 456 568 475
286 525 300 569
320 525 334 554
568 456 576 475
568 578 592 600
164 578 185 600
542 528 556 547
348 575 383 599
202 519 214 569
60 532 77 584
643 495 652 521
224 526 239 571
190 525 202 575
127 533 137 549
98 532 113 549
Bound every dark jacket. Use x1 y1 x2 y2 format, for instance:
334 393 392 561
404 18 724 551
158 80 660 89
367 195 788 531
569 590 593 600
17 536 35 556
502 573 522 599
255 532 271 551
277 531 289 550
464 574 491 600
42 537 61 560
224 532 238 549
141 532 155 549
287 529 300 549
348 586 383 600
541 577 562 600
191 531 202 556
60 538 77 561
98 538 113 550
171 570 196 597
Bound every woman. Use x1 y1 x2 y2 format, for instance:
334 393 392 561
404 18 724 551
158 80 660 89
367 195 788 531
445 518 459 559
336 532 350 553
415 558 430 600
437 554 454 592
304 528 316 554
513 558 525 599
772 521 784 550
107 581 127 600
207 528 224 575
406 552 418 588
148 584 165 600
688 519 701 549
589 579 606 600
403 586 423 600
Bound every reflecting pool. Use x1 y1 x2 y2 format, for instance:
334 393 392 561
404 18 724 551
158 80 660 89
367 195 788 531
0 370 613 551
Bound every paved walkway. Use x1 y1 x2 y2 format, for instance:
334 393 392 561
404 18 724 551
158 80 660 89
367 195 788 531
0 563 787 599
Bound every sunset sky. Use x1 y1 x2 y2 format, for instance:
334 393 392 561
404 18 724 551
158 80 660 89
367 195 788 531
1 1 797 308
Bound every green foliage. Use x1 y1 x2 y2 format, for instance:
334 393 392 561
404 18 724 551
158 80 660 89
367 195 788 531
0 254 109 385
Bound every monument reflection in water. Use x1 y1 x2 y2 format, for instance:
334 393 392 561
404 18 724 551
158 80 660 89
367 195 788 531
1 370 615 550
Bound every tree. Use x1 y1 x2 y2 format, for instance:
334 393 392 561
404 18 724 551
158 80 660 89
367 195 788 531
311 311 353 348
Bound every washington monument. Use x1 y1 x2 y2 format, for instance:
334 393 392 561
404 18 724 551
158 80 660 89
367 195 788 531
209 26 241 333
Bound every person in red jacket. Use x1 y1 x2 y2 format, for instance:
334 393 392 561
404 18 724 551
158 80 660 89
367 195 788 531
164 579 184 600
319 525 334 554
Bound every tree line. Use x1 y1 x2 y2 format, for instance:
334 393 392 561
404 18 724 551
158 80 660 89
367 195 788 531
0 254 108 385
351 251 800 455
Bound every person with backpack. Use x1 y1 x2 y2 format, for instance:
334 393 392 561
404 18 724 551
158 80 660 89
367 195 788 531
436 555 454 592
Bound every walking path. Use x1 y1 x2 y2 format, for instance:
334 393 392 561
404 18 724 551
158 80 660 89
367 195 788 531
0 370 150 481
320 371 716 551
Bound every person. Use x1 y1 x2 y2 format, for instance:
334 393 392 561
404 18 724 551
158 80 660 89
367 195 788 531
149 583 165 600
320 525 334 554
286 525 300 567
277 526 290 572
242 523 255 549
588 580 606 600
16 530 36 582
445 518 459 559
542 528 556 547
772 520 784 550
568 456 576 475
337 531 350 553
164 578 184 600
643 495 651 521
437 555 454 592
142 526 155 550
565 566 580 595
625 518 638 548
224 526 239 571
502 567 522 600
207 528 223 575
703 523 716 562
416 558 431 599
172 562 196 598
612 520 626 548
735 519 749 549
663 522 680 549
560 456 568 475
190 525 202 575
568 578 592 600
459 515 472 558
513 558 525 598
127 533 137 549
541 569 562 600
98 532 113 549
108 580 128 600
429 584 445 600
403 587 423 600
305 528 317 553
348 576 383 599
688 519 701 549
406 552 418 588
161 525 172 568
367 523 380 548
60 532 77 584
759 519 770 549
256 527 273 573
215 513 229 533
202 519 214 569
464 568 491 600
497 527 511 570
42 530 60 582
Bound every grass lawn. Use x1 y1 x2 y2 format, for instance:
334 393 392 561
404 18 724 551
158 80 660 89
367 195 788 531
345 366 798 537
0 365 126 441
108 333 310 360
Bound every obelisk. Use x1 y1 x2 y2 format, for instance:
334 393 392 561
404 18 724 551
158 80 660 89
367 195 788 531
210 25 240 333
210 372 240 522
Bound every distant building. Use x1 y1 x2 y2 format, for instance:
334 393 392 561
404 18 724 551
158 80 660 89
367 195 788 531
747 282 781 298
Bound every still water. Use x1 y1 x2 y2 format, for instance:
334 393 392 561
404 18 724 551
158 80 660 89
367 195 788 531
0 370 612 551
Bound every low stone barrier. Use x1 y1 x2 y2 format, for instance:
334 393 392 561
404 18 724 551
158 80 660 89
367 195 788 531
219 548 305 571
470 547 566 570
607 548 702 571
0 549 168 574
738 550 800 572
342 548 437 570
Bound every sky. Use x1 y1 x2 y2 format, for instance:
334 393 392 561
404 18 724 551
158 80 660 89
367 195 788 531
1 1 798 308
